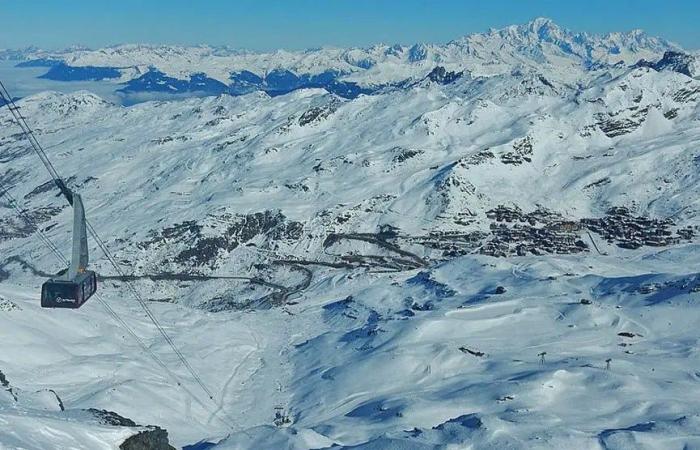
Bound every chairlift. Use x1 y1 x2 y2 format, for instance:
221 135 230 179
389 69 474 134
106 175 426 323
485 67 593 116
41 193 97 308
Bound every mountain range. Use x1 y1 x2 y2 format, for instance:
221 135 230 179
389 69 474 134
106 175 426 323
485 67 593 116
1 18 700 450
2 18 697 100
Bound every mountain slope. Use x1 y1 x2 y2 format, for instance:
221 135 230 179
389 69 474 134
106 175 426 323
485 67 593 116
0 20 700 450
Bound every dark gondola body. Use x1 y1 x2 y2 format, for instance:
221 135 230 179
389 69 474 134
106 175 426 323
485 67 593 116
41 270 97 308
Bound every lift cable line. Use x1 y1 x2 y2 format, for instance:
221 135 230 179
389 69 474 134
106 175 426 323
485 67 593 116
0 179 236 432
0 82 233 428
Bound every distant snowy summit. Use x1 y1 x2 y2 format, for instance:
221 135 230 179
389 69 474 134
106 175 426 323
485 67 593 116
1 18 697 99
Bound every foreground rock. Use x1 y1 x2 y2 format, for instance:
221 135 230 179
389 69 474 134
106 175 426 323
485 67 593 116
88 409 176 450
120 427 175 450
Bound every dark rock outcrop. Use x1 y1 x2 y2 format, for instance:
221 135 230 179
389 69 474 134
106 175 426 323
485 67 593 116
501 136 533 164
0 369 18 401
594 106 649 137
88 408 138 427
139 210 303 270
298 101 339 126
86 409 175 450
426 66 463 85
634 51 696 77
119 428 175 450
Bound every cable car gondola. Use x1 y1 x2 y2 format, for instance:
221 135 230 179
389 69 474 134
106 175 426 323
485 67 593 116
41 193 97 308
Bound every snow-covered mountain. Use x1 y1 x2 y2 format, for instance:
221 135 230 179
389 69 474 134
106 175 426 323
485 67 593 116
4 18 689 99
1 19 700 450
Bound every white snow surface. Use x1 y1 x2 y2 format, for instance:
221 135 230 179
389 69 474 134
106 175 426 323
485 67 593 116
1 20 700 450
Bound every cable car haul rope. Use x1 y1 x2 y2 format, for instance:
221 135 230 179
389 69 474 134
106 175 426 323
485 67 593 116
0 81 237 431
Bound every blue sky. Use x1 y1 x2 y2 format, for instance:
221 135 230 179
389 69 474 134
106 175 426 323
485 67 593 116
1 0 699 50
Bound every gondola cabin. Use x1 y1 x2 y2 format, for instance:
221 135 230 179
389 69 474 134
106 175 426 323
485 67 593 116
41 270 97 308
41 192 97 309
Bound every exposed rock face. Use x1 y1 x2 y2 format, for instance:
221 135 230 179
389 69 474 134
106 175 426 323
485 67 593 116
391 147 423 164
408 43 428 62
426 66 463 85
298 100 339 126
85 409 175 450
0 369 18 401
635 51 697 77
88 408 138 427
0 296 20 311
594 105 650 137
138 210 304 270
500 136 533 165
119 428 175 450
584 177 612 190
47 390 64 411
0 206 64 242
433 413 483 431
459 150 495 166
673 86 700 103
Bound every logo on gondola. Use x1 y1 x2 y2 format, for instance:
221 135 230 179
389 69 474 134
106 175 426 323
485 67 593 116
54 296 72 304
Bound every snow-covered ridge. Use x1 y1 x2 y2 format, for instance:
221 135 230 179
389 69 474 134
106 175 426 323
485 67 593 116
3 18 683 90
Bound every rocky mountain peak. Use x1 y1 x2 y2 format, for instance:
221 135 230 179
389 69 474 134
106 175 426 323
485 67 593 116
634 50 698 77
